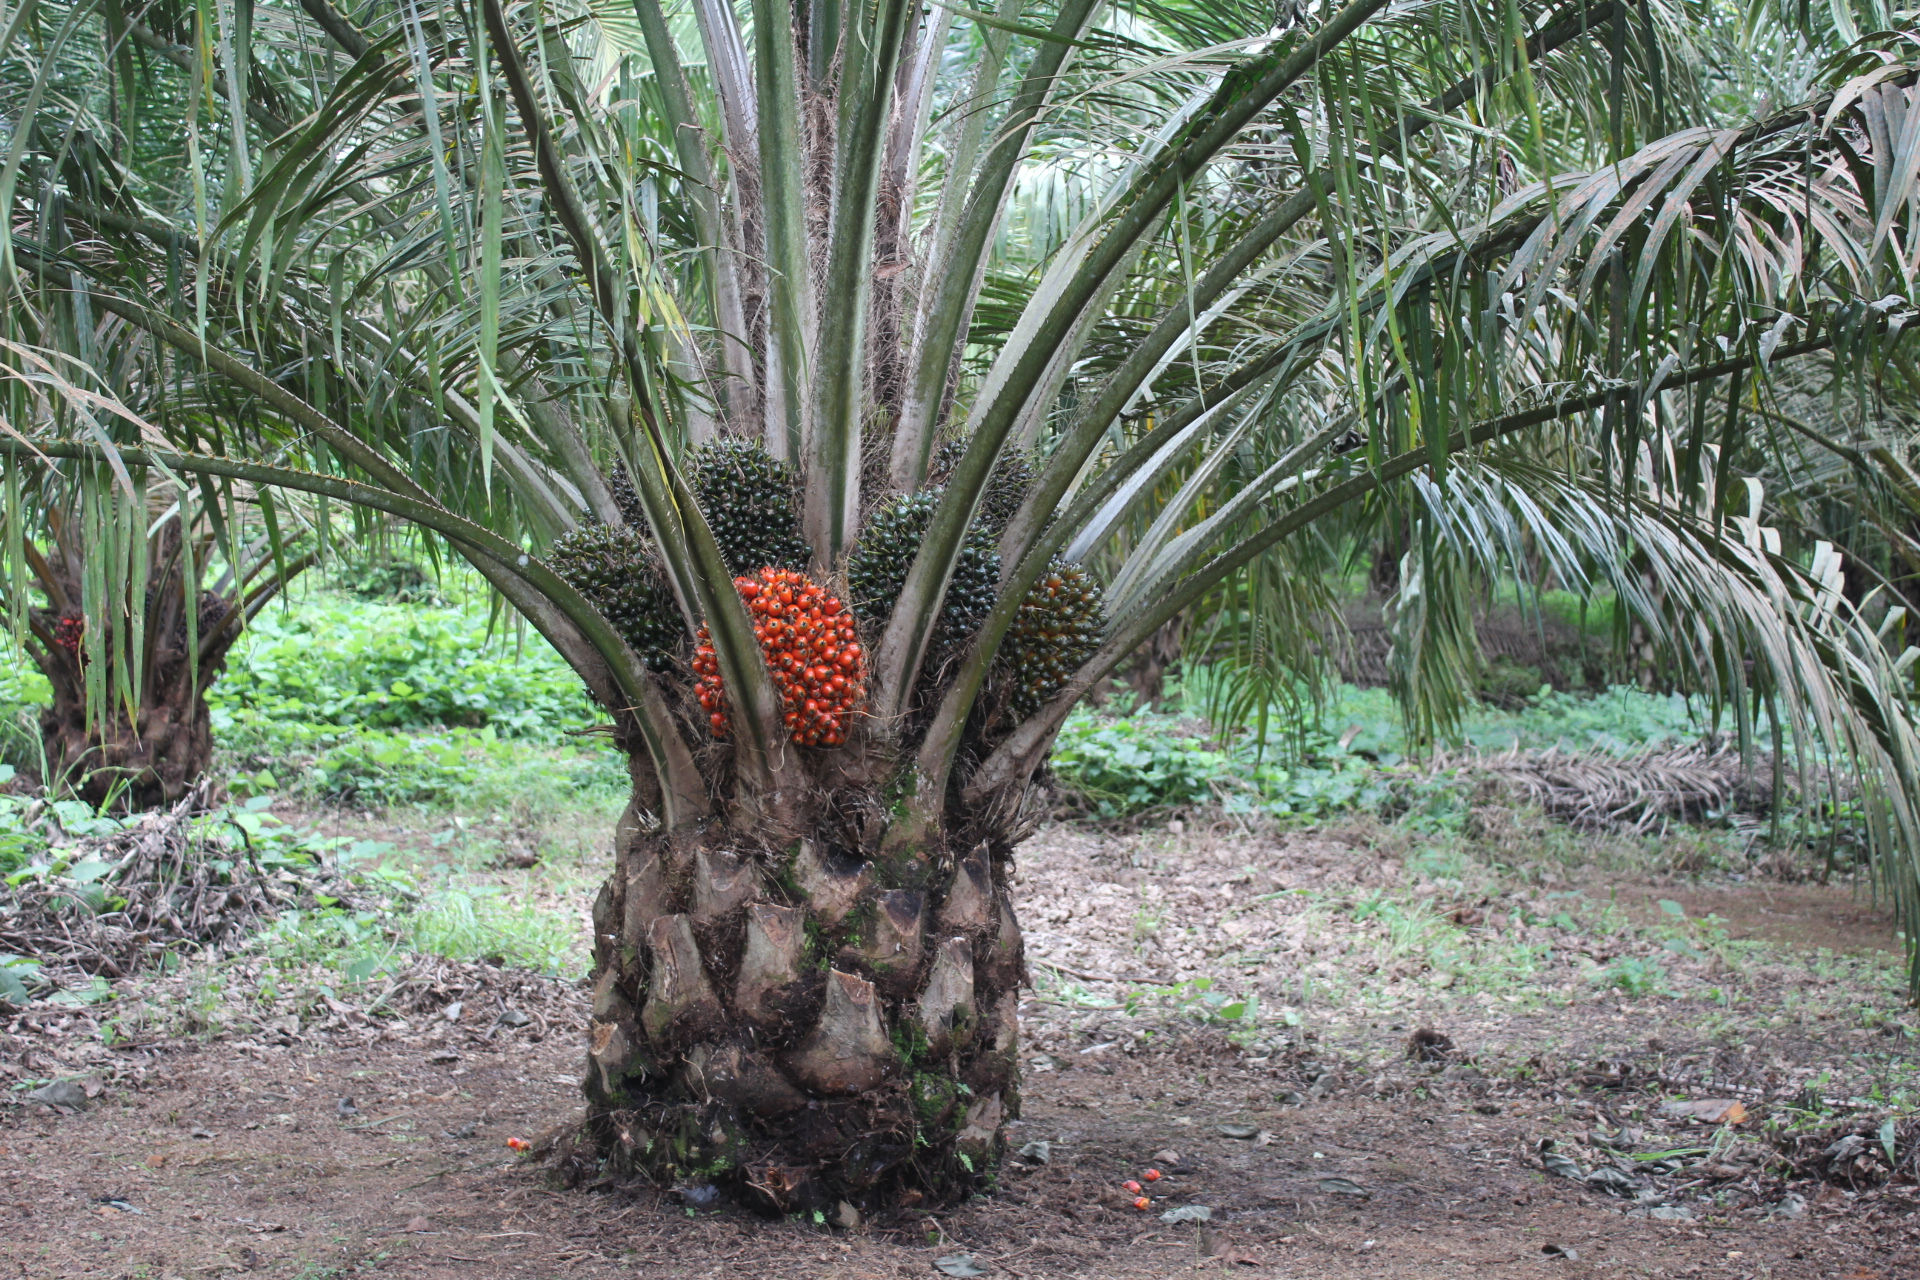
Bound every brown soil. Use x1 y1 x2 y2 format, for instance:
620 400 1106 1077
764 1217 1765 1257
3 819 1918 1279
3 1023 1913 1279
1617 881 1902 957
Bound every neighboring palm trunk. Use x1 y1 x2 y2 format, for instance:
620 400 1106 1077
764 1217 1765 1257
37 640 220 810
23 512 306 809
1121 618 1185 709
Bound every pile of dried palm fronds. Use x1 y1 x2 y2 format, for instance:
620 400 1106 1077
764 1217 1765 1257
1428 742 1810 834
0 783 351 983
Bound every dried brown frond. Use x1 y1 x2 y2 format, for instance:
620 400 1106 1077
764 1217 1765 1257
0 782 358 990
1428 743 1814 834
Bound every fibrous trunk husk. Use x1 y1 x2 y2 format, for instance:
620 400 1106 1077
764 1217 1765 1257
31 517 243 810
583 777 1027 1214
39 653 218 810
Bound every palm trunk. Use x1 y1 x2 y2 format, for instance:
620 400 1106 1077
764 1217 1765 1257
1121 619 1184 709
37 643 220 810
582 758 1026 1213
25 517 303 810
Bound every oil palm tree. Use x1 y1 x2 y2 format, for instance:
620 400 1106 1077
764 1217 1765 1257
0 345 314 806
6 0 1920 1213
15 482 312 808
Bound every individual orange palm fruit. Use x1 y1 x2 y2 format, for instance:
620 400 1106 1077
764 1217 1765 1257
1142 1168 1162 1182
693 568 865 747
1132 1196 1151 1211
1122 1180 1142 1193
506 1137 529 1152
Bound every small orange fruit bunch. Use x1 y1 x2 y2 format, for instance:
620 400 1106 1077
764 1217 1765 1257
51 616 84 653
693 568 865 747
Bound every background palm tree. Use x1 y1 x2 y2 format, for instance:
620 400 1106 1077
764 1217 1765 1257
0 345 313 806
16 479 312 807
7 0 1920 1214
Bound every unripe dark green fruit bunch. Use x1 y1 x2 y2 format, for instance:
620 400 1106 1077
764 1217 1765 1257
613 442 809 575
929 437 1038 535
609 461 646 528
547 524 683 671
848 490 1000 649
688 440 812 575
1003 558 1105 716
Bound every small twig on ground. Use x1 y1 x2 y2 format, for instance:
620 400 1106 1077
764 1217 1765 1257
395 1165 467 1193
1033 960 1174 986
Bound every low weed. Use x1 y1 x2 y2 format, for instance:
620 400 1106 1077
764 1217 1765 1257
0 766 45 874
1053 671 1862 876
213 592 594 740
1052 673 1717 828
0 666 48 777
223 720 628 812
202 590 631 813
1131 893 1164 947
403 878 580 974
1049 711 1227 815
1598 955 1670 996
1152 975 1260 1032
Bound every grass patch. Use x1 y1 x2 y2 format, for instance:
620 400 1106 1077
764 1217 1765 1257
402 873 583 973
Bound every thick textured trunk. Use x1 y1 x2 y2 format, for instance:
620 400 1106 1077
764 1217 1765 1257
23 512 300 810
1121 619 1183 709
35 622 226 810
582 757 1026 1214
1370 521 1409 598
40 672 216 810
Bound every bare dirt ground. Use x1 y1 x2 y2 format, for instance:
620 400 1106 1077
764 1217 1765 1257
3 815 1917 1279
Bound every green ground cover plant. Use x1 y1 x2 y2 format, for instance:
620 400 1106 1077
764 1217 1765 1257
1052 674 1707 822
203 590 632 808
210 592 597 739
210 593 625 808
0 665 50 777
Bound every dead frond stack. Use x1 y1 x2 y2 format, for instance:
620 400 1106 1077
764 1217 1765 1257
0 783 352 987
1429 744 1814 834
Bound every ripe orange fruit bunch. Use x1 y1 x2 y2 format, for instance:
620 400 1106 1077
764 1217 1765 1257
693 568 865 747
51 616 84 653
